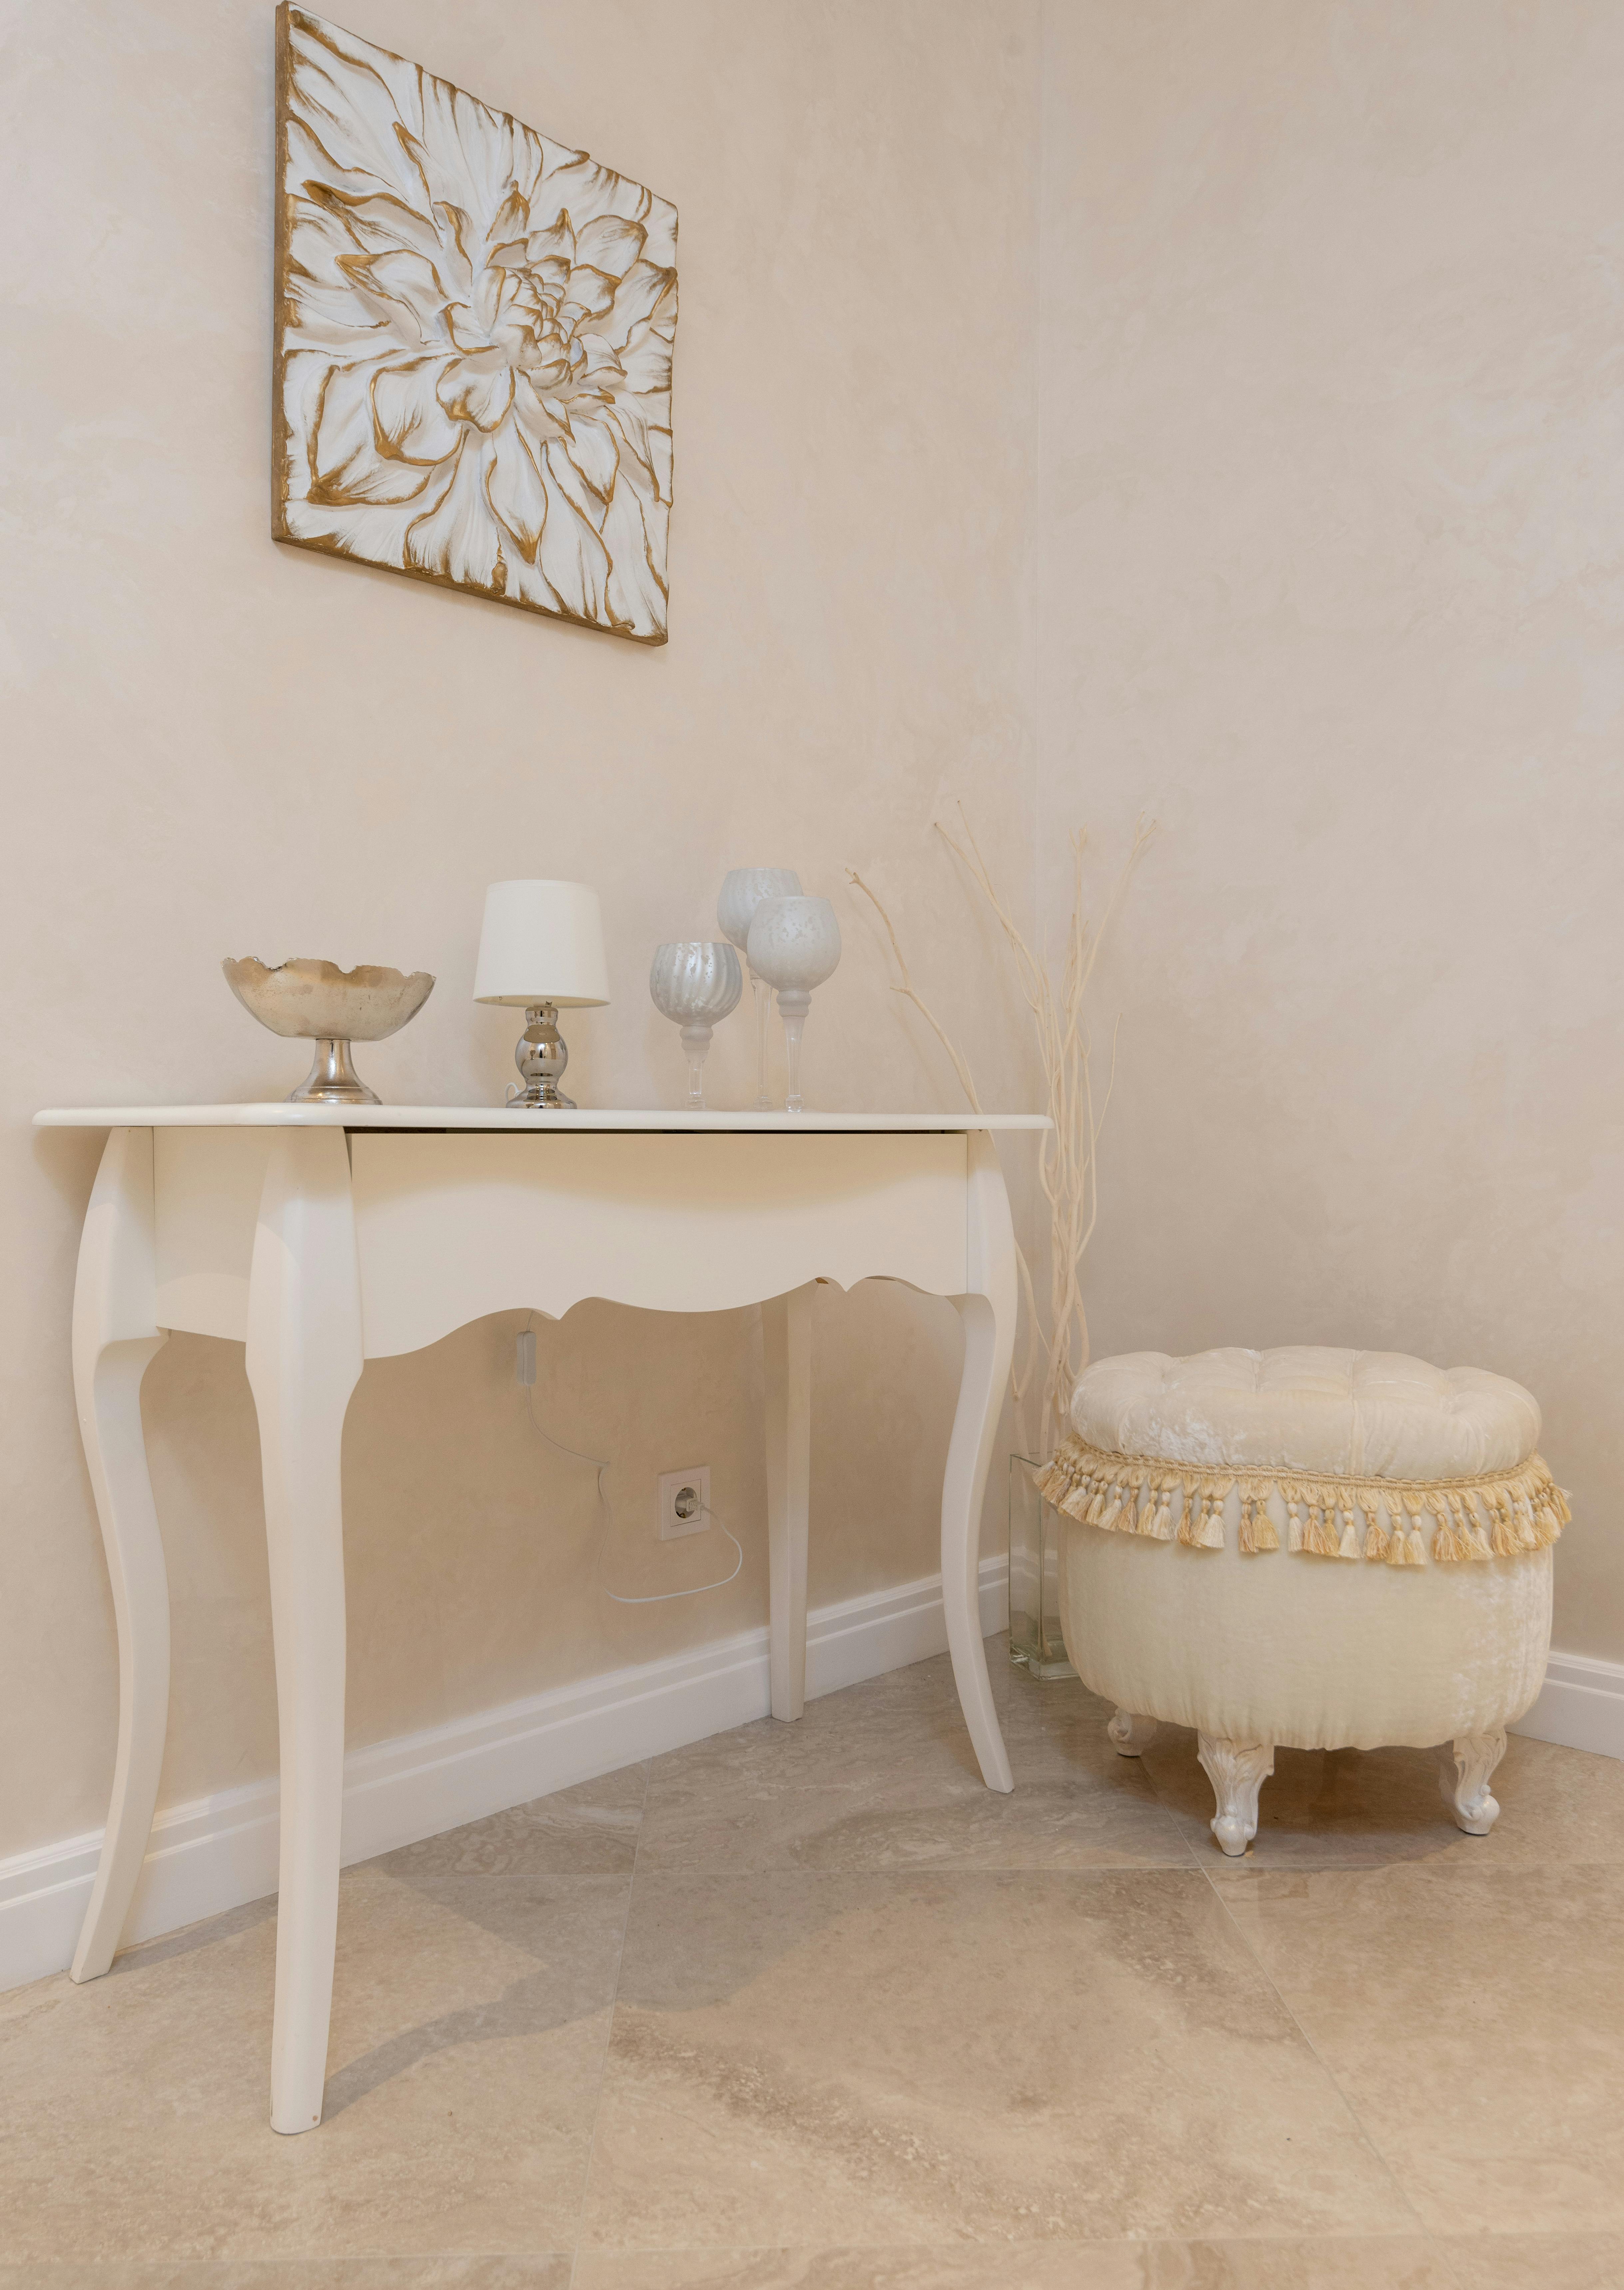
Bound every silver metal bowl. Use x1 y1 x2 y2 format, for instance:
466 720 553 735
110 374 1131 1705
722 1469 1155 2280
222 957 435 1104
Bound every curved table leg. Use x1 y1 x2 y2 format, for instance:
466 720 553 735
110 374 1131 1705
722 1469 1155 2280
944 1133 1016 1794
70 1128 171 1984
246 1129 363 2135
762 1284 814 1723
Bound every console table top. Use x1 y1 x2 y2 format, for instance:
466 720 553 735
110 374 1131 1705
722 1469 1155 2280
35 1105 1051 1133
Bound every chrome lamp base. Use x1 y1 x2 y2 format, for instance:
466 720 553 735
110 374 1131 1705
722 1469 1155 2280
288 1038 381 1105
506 1001 576 1109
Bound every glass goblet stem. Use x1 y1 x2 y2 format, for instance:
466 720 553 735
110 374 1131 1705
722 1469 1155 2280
679 1024 713 1111
751 973 774 1109
777 989 811 1114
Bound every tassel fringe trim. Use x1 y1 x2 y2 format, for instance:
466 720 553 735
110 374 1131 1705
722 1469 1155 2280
1037 1436 1570 1566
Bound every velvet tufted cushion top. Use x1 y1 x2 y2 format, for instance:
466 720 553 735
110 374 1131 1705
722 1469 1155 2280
1069 1346 1541 1484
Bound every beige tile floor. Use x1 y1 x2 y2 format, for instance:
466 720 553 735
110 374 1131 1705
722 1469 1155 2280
3 1640 1623 2288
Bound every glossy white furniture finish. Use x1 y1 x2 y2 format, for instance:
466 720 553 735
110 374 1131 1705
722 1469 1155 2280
39 1104 1042 2133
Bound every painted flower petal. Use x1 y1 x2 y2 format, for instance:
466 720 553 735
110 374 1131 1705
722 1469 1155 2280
435 350 515 431
525 216 576 268
537 445 611 621
544 435 608 534
287 194 378 290
307 185 447 268
485 421 549 561
576 334 626 386
309 357 446 504
512 373 571 452
564 410 620 504
603 396 655 491
406 432 505 592
287 457 457 565
617 316 673 399
473 265 505 334
562 266 616 324
527 255 571 300
285 279 395 356
372 358 463 465
517 343 574 391
432 205 478 298
601 475 667 640
344 248 452 346
647 426 673 505
288 21 424 203
572 213 646 281
445 303 489 353
598 261 676 353
489 181 530 248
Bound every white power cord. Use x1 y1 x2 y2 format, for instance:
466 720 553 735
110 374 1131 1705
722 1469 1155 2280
517 1317 742 1606
595 1505 744 1605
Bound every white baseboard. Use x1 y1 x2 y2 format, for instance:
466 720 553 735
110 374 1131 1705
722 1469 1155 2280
1510 1648 1624 1760
0 1555 1009 1997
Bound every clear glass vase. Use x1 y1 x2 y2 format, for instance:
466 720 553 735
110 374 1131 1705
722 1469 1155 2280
1008 1453 1076 1678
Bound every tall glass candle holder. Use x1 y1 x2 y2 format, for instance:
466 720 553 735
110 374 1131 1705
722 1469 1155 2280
716 868 802 1110
746 896 841 1113
649 941 744 1108
1008 1453 1076 1678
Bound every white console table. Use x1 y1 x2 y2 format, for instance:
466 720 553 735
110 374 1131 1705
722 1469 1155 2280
34 1104 1045 2133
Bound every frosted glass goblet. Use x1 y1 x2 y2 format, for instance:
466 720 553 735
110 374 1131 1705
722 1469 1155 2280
649 941 744 1109
717 868 802 1110
745 895 841 1114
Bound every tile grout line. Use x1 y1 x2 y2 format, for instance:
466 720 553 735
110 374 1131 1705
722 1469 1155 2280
1132 1746 1437 2247
1193 1855 1433 2236
568 1756 651 2290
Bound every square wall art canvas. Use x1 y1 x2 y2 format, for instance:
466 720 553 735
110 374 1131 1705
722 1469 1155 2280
272 5 676 644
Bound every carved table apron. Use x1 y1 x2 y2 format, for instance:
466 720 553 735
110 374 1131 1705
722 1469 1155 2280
35 1106 1043 2132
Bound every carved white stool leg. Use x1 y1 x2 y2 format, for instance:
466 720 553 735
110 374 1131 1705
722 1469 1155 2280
1197 1735 1275 1857
246 1130 363 2135
1442 1729 1506 1836
1108 1709 1159 1757
941 1135 1018 1794
762 1284 814 1723
69 1128 171 1984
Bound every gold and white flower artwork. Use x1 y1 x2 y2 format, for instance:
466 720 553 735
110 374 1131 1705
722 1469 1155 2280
272 6 677 644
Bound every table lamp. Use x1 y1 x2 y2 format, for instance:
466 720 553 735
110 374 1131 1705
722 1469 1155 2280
474 879 610 1108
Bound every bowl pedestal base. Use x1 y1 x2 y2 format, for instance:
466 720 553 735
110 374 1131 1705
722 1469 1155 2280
289 1039 380 1105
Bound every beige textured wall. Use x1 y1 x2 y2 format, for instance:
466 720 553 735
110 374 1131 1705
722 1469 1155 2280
0 0 1043 1854
1037 0 1624 1660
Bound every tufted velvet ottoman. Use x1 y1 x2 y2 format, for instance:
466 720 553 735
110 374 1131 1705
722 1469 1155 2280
1040 1348 1567 1855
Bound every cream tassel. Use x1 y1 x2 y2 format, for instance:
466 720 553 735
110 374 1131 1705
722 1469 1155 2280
1431 1494 1466 1564
1488 1492 1521 1558
1362 1497 1392 1564
1304 1499 1342 1559
1143 1473 1175 1539
1180 1484 1226 1549
1457 1496 1491 1561
1239 1491 1279 1554
1388 1506 1422 1566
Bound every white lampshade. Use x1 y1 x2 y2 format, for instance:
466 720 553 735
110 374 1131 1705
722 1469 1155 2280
473 880 611 1008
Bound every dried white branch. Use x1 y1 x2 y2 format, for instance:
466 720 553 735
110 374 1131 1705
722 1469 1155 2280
847 870 984 1114
848 813 1153 1459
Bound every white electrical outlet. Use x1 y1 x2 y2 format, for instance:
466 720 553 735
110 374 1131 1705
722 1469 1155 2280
658 1465 711 1540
